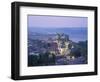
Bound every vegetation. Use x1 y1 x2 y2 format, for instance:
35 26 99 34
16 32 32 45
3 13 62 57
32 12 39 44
28 52 56 66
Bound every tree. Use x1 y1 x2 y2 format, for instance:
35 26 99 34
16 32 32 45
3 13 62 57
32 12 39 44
28 55 38 66
71 47 81 58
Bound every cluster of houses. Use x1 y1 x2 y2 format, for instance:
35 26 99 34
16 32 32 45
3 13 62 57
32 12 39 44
28 33 76 60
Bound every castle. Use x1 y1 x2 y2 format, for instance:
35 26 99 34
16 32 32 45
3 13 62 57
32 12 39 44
46 33 75 60
55 33 75 59
56 34 72 55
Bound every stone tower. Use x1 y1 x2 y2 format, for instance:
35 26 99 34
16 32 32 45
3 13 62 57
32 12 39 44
56 33 71 56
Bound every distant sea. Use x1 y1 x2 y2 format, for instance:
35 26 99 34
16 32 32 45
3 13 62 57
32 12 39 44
28 27 87 42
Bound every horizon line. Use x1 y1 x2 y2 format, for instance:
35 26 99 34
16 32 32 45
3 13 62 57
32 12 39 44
28 27 87 28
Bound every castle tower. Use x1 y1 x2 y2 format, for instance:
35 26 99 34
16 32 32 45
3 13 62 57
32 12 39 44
56 33 70 56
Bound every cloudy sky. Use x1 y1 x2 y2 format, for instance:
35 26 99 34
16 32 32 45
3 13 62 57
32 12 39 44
28 15 87 28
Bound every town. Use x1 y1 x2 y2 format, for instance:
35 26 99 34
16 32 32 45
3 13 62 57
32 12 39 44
28 33 87 66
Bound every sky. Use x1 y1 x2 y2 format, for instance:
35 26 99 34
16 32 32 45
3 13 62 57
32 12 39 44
28 15 87 28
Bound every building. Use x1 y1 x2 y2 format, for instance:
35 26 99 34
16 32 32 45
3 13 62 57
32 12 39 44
55 33 74 58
